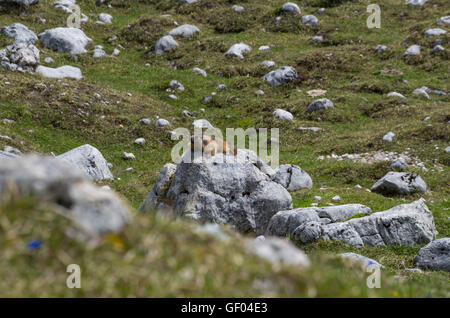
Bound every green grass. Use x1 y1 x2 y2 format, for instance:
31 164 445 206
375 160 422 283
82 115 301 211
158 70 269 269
0 0 448 297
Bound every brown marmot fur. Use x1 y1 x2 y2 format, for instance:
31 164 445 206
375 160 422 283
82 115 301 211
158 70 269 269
190 135 237 157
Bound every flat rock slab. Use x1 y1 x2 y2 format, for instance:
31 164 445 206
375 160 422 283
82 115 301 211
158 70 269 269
36 65 82 80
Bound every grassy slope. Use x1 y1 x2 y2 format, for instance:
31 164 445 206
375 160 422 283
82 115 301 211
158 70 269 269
0 0 448 296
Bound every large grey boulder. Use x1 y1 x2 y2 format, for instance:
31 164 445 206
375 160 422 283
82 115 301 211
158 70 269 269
0 42 39 73
140 149 292 234
272 164 312 192
169 24 200 38
225 43 251 59
0 155 130 237
139 163 177 213
1 23 38 44
307 98 334 113
266 204 371 237
281 2 301 15
263 66 298 86
371 172 427 195
322 199 437 247
154 35 179 55
39 27 92 54
245 237 310 267
57 144 113 181
36 65 82 80
414 238 450 272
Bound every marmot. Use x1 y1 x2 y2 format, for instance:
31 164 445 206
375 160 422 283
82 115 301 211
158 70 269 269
190 135 237 157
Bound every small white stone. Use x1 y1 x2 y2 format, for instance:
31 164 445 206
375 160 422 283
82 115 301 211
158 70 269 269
122 152 135 160
331 195 341 202
134 138 145 145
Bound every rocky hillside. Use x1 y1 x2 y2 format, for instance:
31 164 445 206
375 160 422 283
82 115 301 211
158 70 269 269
0 0 448 297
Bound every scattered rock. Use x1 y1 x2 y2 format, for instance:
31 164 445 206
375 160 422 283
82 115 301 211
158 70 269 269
122 152 135 160
306 98 334 113
281 2 301 15
1 23 37 44
272 164 312 192
93 45 106 58
140 118 151 125
412 87 430 99
437 16 450 26
99 13 112 24
407 0 428 6
307 89 326 97
192 119 213 129
414 238 450 272
263 66 297 86
331 195 341 202
371 172 427 195
302 15 319 27
225 43 251 59
39 27 92 55
390 158 407 171
273 109 293 121
382 131 395 142
154 35 179 55
0 42 39 73
312 35 323 43
169 80 185 91
155 118 170 127
404 45 421 56
193 67 207 77
432 45 445 54
169 24 200 38
375 44 387 53
387 92 406 99
261 61 275 68
134 138 145 145
57 144 113 181
424 28 447 37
